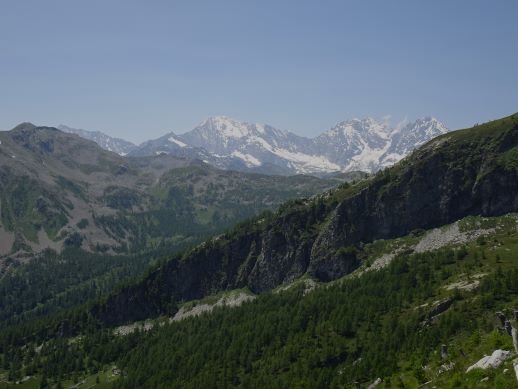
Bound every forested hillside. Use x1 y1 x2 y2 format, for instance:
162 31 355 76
2 213 518 388
95 113 518 325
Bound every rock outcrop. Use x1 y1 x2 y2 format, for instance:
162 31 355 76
466 350 512 372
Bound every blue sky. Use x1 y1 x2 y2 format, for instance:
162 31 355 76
0 0 517 143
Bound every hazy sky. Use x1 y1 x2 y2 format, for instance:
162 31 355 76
1 1 517 143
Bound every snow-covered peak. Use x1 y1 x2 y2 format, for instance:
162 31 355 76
329 117 391 139
179 116 294 157
395 117 448 140
409 117 448 136
196 116 258 139
378 117 449 168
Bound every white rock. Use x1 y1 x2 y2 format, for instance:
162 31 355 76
171 292 255 322
367 377 382 389
466 349 512 372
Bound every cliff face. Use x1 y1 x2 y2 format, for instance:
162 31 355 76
95 114 518 326
312 126 518 257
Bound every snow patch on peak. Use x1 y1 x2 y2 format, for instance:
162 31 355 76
272 148 341 173
231 151 262 167
168 136 188 148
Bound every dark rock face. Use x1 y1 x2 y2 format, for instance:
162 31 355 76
497 312 507 326
313 161 518 261
428 298 458 319
95 115 518 326
441 344 448 360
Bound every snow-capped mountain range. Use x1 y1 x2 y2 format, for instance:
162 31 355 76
59 116 448 175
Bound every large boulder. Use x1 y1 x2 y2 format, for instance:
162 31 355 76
466 350 512 372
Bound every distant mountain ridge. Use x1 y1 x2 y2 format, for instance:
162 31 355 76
0 123 340 259
60 115 449 175
58 124 137 156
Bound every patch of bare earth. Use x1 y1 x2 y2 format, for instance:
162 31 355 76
444 273 487 292
171 292 256 322
414 222 494 253
114 321 154 336
359 221 496 274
